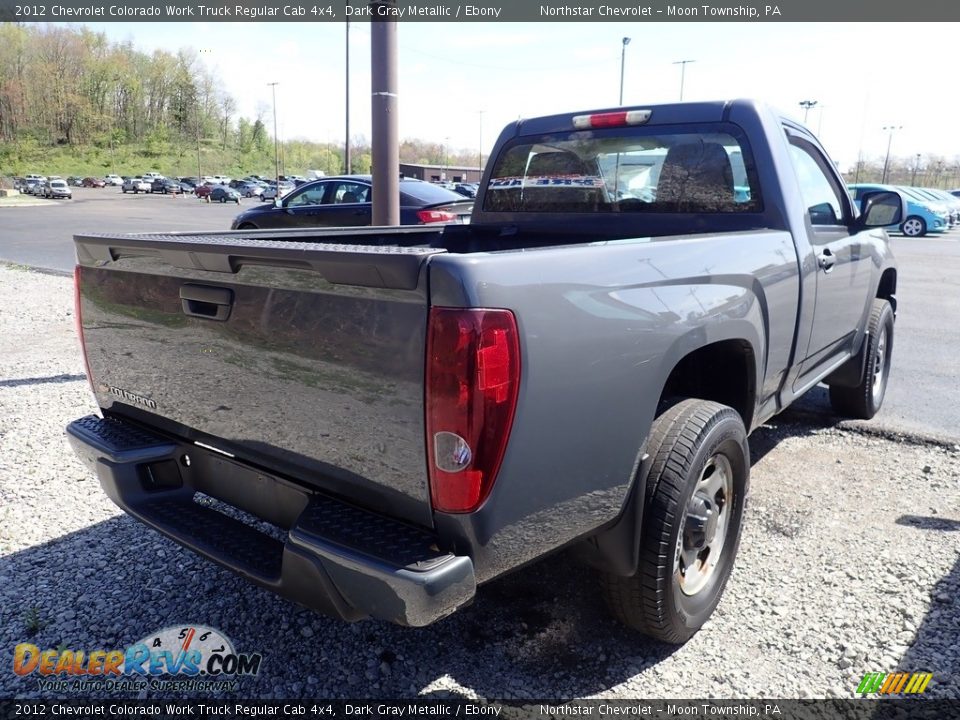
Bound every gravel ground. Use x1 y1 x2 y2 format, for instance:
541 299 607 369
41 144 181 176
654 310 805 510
1 264 957 700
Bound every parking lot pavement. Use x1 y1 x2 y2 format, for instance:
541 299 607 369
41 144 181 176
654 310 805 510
0 265 957 700
0 187 249 274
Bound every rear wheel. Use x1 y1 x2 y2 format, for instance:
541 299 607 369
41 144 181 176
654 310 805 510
237 222 258 230
601 399 749 644
829 299 894 419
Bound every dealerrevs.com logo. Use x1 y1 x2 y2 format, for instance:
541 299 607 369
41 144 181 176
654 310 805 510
13 625 262 693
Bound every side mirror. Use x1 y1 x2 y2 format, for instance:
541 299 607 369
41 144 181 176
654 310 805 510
858 190 904 229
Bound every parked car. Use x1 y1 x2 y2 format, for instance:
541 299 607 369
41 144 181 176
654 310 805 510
122 177 152 194
82 177 106 188
193 183 216 200
67 176 84 187
210 186 241 204
913 187 960 226
104 174 123 186
69 99 902 643
236 181 265 198
453 183 478 198
260 181 295 201
232 176 473 229
896 186 953 228
43 179 72 199
848 183 947 237
24 175 46 194
151 177 183 194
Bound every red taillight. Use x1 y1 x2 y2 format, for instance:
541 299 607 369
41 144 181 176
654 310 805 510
572 109 652 129
73 265 96 393
417 209 458 224
425 308 521 513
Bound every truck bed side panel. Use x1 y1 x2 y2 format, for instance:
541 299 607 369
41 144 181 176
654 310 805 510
429 231 799 581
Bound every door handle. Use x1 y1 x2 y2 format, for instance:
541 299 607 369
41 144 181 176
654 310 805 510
818 248 836 272
180 284 234 321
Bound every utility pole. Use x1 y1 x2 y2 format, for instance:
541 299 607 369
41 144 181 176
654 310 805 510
268 82 280 191
195 116 201 183
799 100 817 124
345 21 351 174
881 125 901 184
370 1 399 225
912 154 921 185
478 109 485 178
619 37 631 105
672 59 695 101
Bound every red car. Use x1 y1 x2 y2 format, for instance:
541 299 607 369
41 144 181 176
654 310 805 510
194 183 214 199
82 177 106 188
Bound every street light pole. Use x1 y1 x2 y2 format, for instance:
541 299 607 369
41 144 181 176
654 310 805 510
881 125 902 184
268 82 280 191
672 59 695 101
619 37 631 105
799 99 817 124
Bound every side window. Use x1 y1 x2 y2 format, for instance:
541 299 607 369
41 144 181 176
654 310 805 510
322 182 369 204
786 137 846 226
286 185 327 207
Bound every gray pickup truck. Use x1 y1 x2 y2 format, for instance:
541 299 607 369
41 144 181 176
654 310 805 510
68 99 902 643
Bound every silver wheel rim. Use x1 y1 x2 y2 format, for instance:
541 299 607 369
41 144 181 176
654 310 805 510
675 453 734 596
903 219 922 236
871 325 889 405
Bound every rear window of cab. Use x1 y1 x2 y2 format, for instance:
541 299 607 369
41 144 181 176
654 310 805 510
484 125 762 215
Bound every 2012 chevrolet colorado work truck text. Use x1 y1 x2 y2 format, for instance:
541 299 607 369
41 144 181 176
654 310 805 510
68 100 902 643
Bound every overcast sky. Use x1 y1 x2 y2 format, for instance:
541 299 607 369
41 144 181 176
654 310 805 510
80 21 957 169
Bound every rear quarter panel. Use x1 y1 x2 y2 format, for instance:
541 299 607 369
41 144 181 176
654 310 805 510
428 230 799 582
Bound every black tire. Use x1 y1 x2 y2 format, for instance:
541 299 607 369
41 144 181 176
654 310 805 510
237 222 258 230
900 216 927 237
601 399 749 644
219 196 226 203
829 299 894 419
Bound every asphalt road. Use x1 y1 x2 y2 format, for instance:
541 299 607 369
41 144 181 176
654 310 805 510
0 186 245 271
1 188 958 441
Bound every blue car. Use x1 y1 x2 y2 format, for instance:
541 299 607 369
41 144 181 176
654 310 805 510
848 183 947 237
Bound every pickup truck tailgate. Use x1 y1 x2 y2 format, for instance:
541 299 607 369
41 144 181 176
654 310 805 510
74 230 446 528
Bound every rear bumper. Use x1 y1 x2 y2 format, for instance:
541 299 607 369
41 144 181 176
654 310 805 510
66 414 475 627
